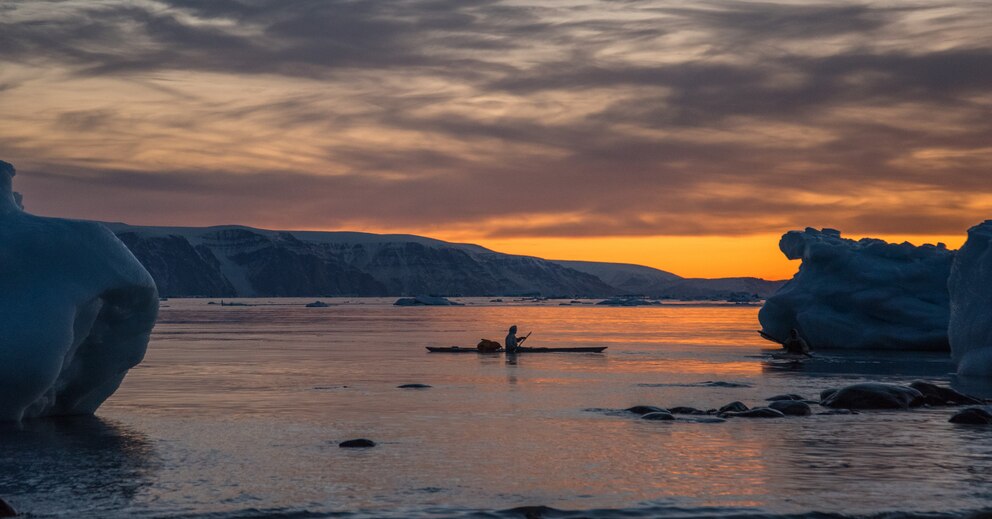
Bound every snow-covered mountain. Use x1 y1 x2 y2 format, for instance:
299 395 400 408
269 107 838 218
107 223 784 299
556 260 784 300
107 224 614 297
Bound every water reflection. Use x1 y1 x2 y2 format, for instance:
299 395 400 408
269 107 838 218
760 349 955 379
0 416 157 514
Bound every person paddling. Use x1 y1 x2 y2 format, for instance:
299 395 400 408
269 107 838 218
505 325 529 353
782 328 811 356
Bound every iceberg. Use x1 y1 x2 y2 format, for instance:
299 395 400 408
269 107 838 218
0 161 158 421
758 228 952 351
948 221 992 377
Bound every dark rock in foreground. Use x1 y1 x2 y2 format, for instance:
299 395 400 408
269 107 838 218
949 406 992 425
820 383 923 410
669 406 708 415
721 407 786 418
0 497 15 517
339 439 376 448
398 384 432 389
626 405 668 415
909 381 983 406
305 300 331 307
718 401 749 414
766 394 805 401
768 400 813 416
641 411 675 421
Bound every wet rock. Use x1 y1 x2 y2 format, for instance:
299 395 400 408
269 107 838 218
718 401 749 414
722 407 786 418
948 406 992 425
397 384 432 389
766 394 805 401
820 383 923 410
909 381 983 406
669 406 707 415
0 498 15 517
768 400 813 416
339 439 376 448
508 505 555 519
626 405 668 415
641 411 676 421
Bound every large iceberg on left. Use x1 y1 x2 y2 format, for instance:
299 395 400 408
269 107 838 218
758 228 953 351
0 160 158 421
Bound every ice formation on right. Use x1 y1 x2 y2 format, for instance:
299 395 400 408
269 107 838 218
758 228 953 351
948 220 992 377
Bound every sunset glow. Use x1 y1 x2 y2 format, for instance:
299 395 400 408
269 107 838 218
3 0 990 278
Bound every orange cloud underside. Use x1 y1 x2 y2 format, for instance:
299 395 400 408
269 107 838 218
436 233 967 280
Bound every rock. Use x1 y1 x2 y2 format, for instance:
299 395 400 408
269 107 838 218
668 406 707 415
394 296 463 306
948 406 992 425
305 300 331 307
766 394 805 401
0 497 15 517
909 381 983 406
758 228 952 351
626 405 669 415
949 221 992 377
640 412 675 421
768 400 812 416
397 384 432 389
722 407 786 418
718 401 749 414
820 383 923 410
339 439 376 448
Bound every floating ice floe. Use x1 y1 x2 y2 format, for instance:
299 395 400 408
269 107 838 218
949 221 992 377
758 228 953 351
0 161 158 421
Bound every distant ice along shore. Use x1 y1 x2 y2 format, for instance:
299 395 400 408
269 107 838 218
0 161 158 421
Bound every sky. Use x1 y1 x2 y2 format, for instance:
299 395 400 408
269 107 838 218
1 0 989 279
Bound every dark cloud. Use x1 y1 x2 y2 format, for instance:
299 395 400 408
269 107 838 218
0 0 990 238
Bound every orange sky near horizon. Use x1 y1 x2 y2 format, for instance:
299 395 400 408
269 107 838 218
2 1 990 281
425 233 968 280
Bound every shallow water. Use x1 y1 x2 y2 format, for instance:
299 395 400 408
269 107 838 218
2 299 991 518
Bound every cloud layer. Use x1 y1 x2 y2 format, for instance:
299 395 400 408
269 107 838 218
1 0 990 237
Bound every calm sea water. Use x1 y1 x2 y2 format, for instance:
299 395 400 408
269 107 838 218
2 299 991 518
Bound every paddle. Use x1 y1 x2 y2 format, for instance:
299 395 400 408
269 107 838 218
518 331 532 345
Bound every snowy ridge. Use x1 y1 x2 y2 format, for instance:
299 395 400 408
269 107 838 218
108 223 613 297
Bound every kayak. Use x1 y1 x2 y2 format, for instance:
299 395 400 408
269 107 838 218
426 346 607 353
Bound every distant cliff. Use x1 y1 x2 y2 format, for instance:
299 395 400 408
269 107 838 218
554 260 784 300
107 224 615 297
108 223 784 299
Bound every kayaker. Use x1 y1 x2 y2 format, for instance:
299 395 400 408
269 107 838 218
505 325 528 353
782 328 810 356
